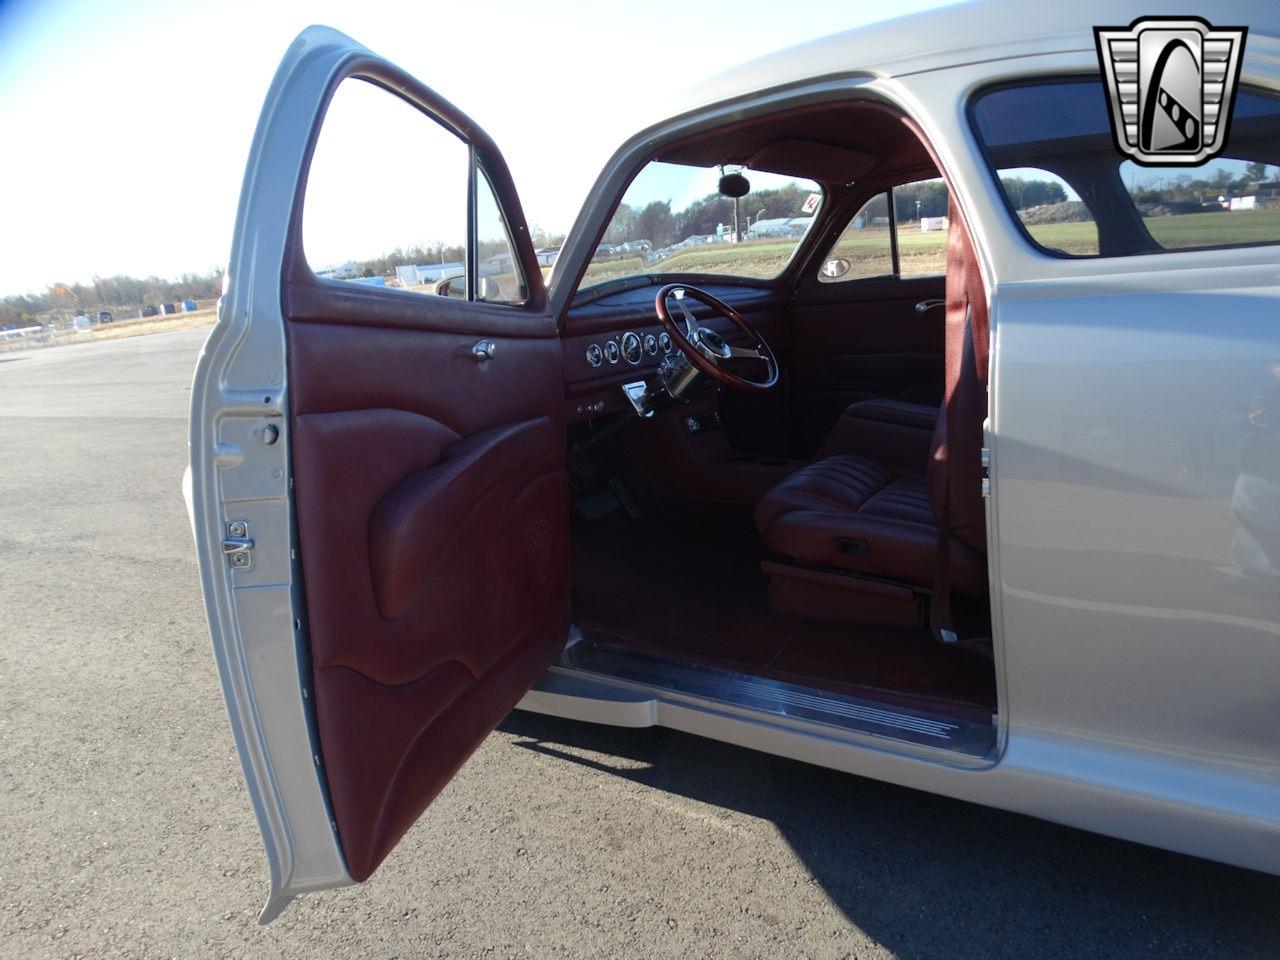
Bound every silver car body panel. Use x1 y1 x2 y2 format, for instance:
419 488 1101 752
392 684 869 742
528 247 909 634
189 27 384 921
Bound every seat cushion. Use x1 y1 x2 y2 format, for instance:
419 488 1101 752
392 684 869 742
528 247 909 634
814 399 938 468
755 454 986 596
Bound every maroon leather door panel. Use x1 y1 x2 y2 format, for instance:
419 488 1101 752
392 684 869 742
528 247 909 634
788 276 945 456
287 316 569 881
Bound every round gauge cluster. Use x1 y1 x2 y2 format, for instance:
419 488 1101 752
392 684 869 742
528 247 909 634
584 331 673 368
620 332 642 365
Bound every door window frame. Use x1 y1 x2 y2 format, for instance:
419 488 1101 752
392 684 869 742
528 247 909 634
285 63 545 313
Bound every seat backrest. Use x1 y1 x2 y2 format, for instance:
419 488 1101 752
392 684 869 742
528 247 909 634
927 200 989 555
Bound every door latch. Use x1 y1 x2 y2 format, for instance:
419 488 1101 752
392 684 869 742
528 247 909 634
980 447 991 498
222 520 254 570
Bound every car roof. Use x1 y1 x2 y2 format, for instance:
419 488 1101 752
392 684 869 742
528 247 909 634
680 0 1276 114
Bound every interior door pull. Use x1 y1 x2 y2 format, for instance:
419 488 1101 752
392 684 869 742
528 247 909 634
472 340 497 361
915 299 945 313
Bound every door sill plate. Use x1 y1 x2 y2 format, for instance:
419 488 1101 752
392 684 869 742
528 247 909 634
553 637 995 759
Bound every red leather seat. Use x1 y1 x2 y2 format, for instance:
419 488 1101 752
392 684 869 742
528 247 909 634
756 200 990 630
754 453 986 598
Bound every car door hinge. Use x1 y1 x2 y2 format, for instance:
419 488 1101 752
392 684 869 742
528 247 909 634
980 447 991 498
222 520 254 570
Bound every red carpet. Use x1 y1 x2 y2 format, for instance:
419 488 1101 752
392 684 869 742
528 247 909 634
570 501 994 719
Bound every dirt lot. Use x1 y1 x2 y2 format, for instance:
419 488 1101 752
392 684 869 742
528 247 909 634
0 308 217 353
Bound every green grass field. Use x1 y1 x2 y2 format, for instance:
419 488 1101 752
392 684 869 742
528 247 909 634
1138 208 1280 248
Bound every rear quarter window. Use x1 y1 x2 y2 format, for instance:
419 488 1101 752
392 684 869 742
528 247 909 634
969 80 1280 258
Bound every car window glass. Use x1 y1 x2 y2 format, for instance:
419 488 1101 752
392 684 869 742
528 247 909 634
893 177 949 277
971 81 1280 257
579 163 822 289
819 192 893 282
1119 157 1279 249
303 77 468 294
475 169 525 303
818 177 952 282
994 166 1100 255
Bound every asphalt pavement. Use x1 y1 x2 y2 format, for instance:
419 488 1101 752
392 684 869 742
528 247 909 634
1 328 1278 959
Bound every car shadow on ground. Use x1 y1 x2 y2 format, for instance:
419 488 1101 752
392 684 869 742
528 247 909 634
499 710 1280 959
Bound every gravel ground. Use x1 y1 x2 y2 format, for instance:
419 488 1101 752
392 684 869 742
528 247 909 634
1 328 1278 959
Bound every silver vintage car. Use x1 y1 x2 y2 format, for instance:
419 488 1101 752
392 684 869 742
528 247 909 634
188 0 1280 921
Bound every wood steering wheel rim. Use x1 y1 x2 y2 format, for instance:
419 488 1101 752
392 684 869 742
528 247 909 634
653 283 779 393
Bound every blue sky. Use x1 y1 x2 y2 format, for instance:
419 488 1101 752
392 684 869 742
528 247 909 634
0 0 958 296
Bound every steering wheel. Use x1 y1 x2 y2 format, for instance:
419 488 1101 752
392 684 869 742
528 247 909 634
654 284 779 392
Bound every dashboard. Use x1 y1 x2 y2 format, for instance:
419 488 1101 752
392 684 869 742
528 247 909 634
561 282 786 421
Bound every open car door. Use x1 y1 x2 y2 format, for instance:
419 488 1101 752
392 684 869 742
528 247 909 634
188 27 570 921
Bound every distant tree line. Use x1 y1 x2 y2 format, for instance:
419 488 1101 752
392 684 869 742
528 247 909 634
1 270 224 328
1129 162 1273 206
603 183 816 248
995 177 1068 211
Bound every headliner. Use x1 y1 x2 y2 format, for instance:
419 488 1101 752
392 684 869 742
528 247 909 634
655 100 936 186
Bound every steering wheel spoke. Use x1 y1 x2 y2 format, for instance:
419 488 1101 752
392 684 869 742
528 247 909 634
727 344 764 360
672 295 699 339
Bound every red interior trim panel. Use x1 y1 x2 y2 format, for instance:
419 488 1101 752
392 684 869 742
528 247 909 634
287 318 570 881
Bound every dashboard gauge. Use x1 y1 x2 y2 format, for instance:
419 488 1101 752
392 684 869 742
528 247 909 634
603 339 620 364
620 331 643 365
643 333 658 356
658 332 672 353
585 343 603 367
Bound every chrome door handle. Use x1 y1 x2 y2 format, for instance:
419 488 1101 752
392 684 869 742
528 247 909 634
915 299 945 313
472 339 497 361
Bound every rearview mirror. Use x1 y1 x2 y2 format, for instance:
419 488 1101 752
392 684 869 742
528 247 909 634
718 172 750 198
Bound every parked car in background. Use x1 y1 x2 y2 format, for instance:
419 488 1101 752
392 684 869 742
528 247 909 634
138 305 158 318
187 3 1280 924
98 311 113 323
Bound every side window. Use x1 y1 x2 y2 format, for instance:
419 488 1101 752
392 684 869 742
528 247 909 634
302 77 525 303
892 177 949 277
475 170 525 304
992 167 1099 255
818 177 950 282
819 192 892 281
971 81 1280 258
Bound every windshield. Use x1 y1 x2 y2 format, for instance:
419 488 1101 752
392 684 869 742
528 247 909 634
579 162 822 290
